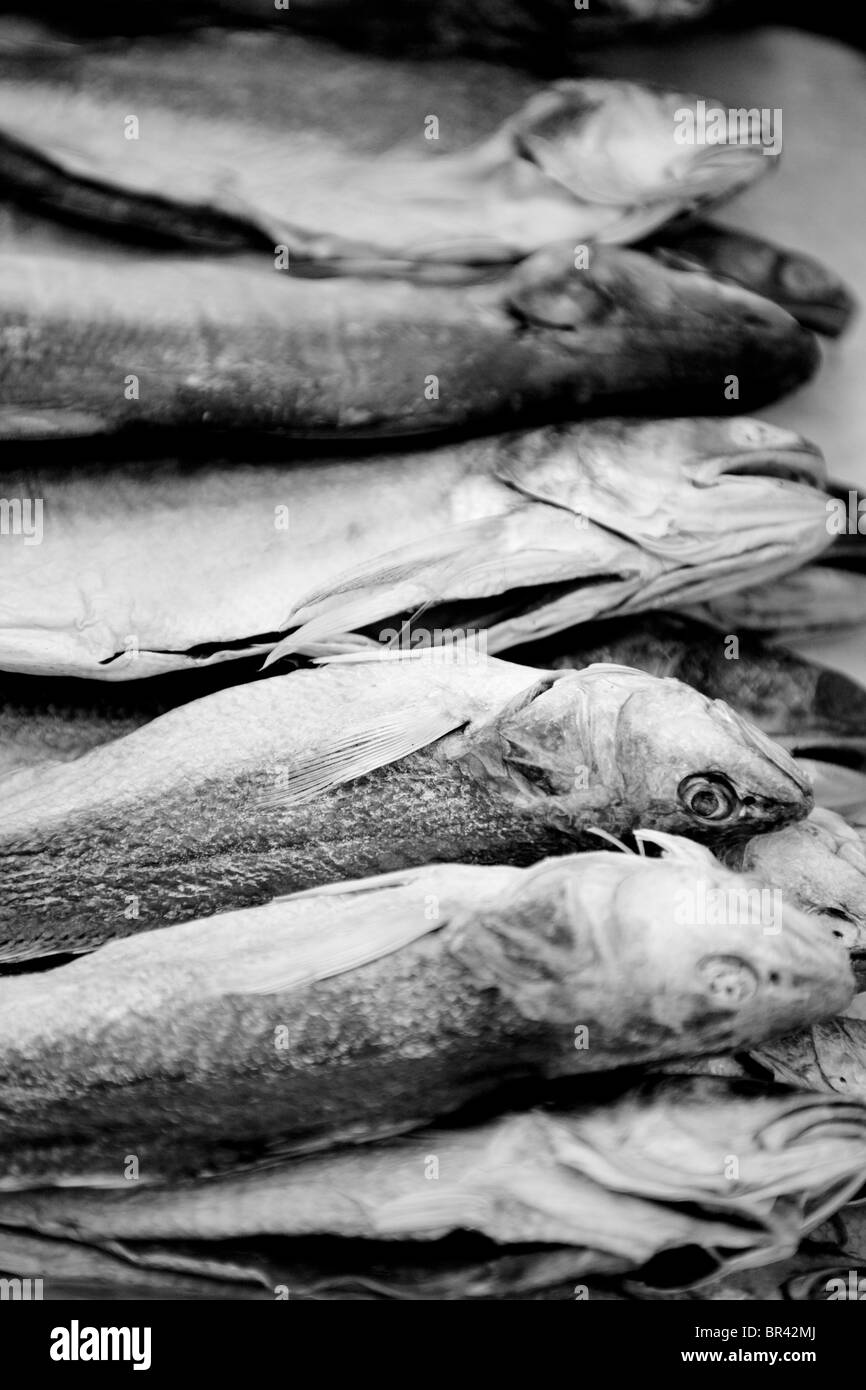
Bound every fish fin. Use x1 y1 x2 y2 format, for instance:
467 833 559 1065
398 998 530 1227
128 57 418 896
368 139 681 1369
263 518 510 664
231 869 452 995
453 672 570 794
633 829 721 870
0 940 94 968
272 863 454 902
584 827 636 855
257 705 466 809
0 406 110 438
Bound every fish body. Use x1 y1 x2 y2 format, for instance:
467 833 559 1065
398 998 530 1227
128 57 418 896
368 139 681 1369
644 220 857 337
270 418 829 662
0 242 820 444
0 29 765 265
508 612 866 757
1 1078 864 1294
0 419 830 679
0 841 851 1179
0 652 813 959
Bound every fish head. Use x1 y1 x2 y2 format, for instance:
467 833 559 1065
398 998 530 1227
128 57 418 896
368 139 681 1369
504 245 821 404
554 1075 866 1261
769 249 858 337
616 678 814 838
465 666 812 841
505 80 767 231
496 416 828 554
737 809 866 962
450 840 853 1057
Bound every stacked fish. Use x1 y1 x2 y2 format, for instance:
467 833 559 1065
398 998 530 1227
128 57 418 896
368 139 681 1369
1 7 866 1302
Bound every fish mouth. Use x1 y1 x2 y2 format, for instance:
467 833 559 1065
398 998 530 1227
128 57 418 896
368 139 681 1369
780 295 857 338
708 442 827 488
849 951 866 990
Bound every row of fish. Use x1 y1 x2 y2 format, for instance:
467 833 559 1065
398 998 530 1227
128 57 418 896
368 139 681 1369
0 23 857 445
1 16 865 1303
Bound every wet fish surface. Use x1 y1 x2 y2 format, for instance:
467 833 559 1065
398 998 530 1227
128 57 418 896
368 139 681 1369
0 651 813 960
0 419 831 678
1 1077 863 1295
0 839 851 1179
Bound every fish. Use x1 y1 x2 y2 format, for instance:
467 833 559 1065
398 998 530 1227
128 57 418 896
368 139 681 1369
0 419 831 678
796 758 866 821
690 568 866 643
723 809 866 980
642 220 858 337
0 3 733 55
689 486 866 641
0 836 852 1181
0 242 821 443
267 419 829 664
748 1019 866 1101
0 674 172 777
506 612 866 758
0 650 814 959
1 1078 864 1295
0 26 767 266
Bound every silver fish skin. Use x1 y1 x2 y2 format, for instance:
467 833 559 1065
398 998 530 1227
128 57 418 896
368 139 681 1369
0 418 830 681
0 27 766 265
0 839 851 1180
0 241 821 444
268 418 829 664
0 651 813 960
1 1078 864 1292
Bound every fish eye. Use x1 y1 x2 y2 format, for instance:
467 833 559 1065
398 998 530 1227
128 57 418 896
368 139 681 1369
678 773 739 822
698 955 758 1005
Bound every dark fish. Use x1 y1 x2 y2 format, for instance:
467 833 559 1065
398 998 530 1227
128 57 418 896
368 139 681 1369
1 1078 864 1294
0 3 734 54
643 220 857 337
0 840 851 1180
0 651 813 960
0 242 820 442
506 612 866 758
